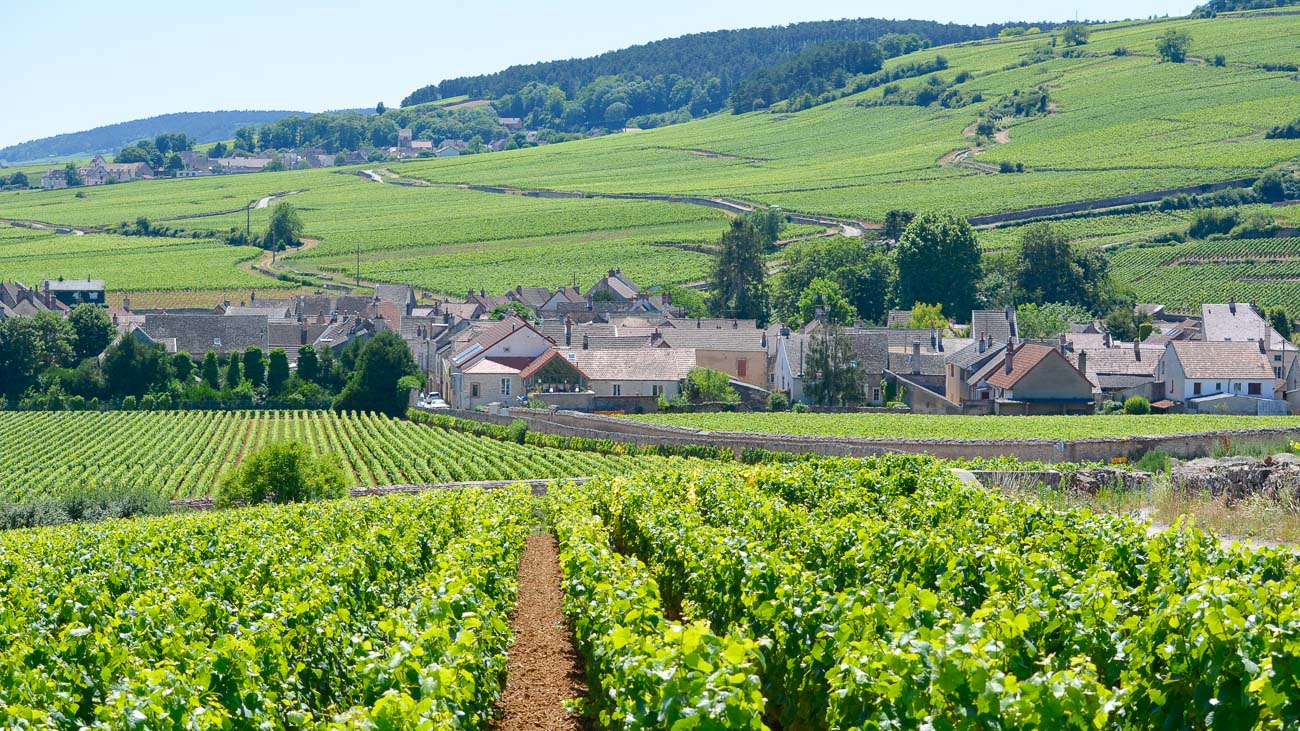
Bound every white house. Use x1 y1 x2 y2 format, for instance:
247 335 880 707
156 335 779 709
1161 341 1279 410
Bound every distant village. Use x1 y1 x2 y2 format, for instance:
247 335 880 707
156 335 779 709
4 268 1297 417
36 121 540 190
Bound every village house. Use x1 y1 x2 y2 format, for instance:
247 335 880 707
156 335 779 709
41 278 105 307
1201 301 1300 411
40 169 67 190
982 342 1095 415
78 155 153 186
1158 340 1285 414
1073 340 1164 404
0 281 69 319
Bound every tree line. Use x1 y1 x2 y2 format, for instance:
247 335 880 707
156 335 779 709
1 308 419 418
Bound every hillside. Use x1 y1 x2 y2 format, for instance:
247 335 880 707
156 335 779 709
0 110 311 163
403 18 1047 131
3 11 1300 311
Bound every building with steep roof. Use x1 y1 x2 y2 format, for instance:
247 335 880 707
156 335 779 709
982 343 1094 414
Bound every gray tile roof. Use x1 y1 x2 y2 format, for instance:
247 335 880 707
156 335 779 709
659 329 766 352
141 314 268 356
841 332 890 374
970 309 1017 342
946 341 1007 370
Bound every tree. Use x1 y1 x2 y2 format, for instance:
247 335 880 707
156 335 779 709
376 101 387 115
1016 223 1083 305
895 212 981 320
682 367 739 405
297 345 319 383
210 141 229 159
708 217 769 322
804 327 865 406
234 127 257 151
9 171 28 188
267 348 290 394
171 352 195 383
17 312 75 371
906 302 948 331
0 318 42 398
798 278 855 327
775 237 895 326
1016 302 1093 339
226 351 243 388
1157 30 1192 63
67 304 115 361
242 347 266 387
264 202 304 252
102 335 169 398
1061 23 1090 46
604 102 630 129
215 441 347 507
165 154 184 174
881 210 915 241
1103 307 1148 341
491 302 534 321
64 163 82 187
333 331 420 416
1268 306 1293 340
201 351 221 389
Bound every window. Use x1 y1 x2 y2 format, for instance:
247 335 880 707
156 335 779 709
1275 367 1283 379
737 359 747 378
500 378 511 396
1234 382 1241 392
872 387 881 403
1275 355 1283 362
1193 382 1202 395
612 384 622 396
1249 383 1263 395
652 384 663 397
1216 383 1222 391
471 383 481 398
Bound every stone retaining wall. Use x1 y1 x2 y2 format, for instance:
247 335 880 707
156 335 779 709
454 407 1300 464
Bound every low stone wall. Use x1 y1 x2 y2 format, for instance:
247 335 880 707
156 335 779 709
476 408 1300 464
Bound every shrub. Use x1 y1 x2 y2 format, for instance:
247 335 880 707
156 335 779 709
1124 396 1152 415
506 419 529 445
216 441 348 507
1135 450 1171 474
767 392 791 412
121 395 137 411
792 402 811 413
0 484 170 531
1213 54 1226 67
1102 400 1125 414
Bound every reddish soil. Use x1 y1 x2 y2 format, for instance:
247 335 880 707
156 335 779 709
492 533 589 731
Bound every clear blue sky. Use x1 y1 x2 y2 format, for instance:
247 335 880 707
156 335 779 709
0 0 1194 148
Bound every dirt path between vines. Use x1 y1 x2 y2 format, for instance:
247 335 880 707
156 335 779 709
492 532 589 731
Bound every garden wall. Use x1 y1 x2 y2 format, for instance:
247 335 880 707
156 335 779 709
427 407 1300 464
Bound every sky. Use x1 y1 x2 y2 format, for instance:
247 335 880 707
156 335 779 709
0 0 1196 149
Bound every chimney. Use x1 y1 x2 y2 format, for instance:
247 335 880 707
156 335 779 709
564 316 573 347
1104 332 1112 348
251 291 256 303
1134 340 1141 362
1260 339 1268 355
978 331 986 353
467 288 474 301
697 319 702 329
123 294 131 311
582 333 589 350
1059 333 1067 354
1005 344 1015 375
112 312 118 326
930 326 937 351
780 326 790 338
1229 299 1236 315
1078 350 1086 376
1004 303 1013 320
761 331 768 349
912 340 921 375
732 320 738 329
814 305 827 323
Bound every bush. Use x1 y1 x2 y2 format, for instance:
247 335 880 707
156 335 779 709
766 392 791 412
1124 396 1152 415
0 484 170 531
792 402 811 413
216 441 348 507
1102 400 1125 414
1135 450 1171 474
121 395 137 411
140 394 157 411
506 419 529 445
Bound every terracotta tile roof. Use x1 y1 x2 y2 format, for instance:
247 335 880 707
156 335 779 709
986 343 1056 389
1169 341 1274 380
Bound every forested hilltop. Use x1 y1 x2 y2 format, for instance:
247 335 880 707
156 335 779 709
402 18 1053 130
0 111 311 163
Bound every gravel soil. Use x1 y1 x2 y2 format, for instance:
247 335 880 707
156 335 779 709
492 533 590 731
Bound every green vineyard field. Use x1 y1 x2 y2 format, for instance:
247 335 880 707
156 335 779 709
550 458 1300 728
0 486 533 728
1111 236 1300 313
0 410 664 500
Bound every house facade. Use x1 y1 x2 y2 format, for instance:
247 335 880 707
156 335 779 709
1160 341 1280 412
